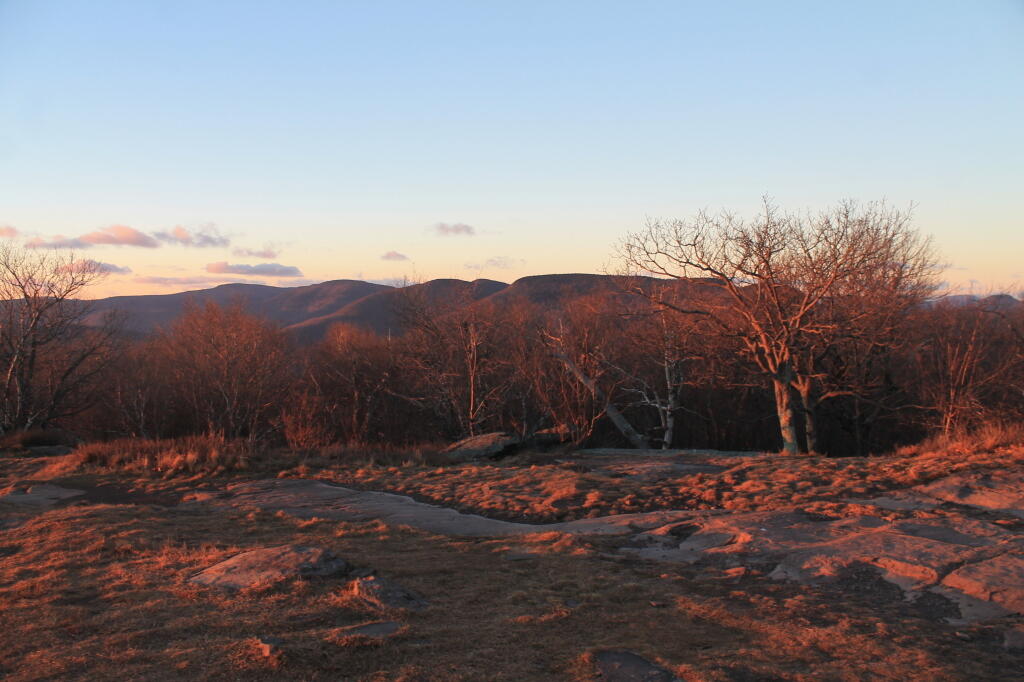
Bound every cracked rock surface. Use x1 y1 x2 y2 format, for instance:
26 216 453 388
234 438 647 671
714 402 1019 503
212 470 1024 624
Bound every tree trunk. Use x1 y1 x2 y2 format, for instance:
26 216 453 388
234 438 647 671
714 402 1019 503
662 408 675 450
552 349 648 449
795 379 818 454
772 378 800 455
603 400 650 450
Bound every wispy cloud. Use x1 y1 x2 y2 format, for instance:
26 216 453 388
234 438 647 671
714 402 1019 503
133 275 262 287
28 225 160 249
434 222 475 236
0 225 18 238
27 223 231 250
206 261 303 277
232 245 279 259
26 236 86 249
58 259 132 275
465 256 524 270
381 250 409 261
154 225 230 248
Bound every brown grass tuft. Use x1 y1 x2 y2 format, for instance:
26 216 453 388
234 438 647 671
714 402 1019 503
75 434 256 476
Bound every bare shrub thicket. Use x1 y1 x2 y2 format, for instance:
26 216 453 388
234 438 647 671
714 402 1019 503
5 202 1022 456
104 301 293 441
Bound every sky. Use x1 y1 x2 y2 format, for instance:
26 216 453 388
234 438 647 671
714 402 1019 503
0 1 1021 298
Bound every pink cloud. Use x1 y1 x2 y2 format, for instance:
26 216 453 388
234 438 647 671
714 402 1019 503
434 222 476 236
0 225 18 238
155 225 230 248
206 261 303 277
233 246 280 259
80 225 160 248
26 235 88 249
29 225 159 249
133 275 263 287
381 250 409 261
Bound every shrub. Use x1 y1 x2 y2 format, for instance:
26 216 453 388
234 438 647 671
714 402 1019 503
76 434 256 476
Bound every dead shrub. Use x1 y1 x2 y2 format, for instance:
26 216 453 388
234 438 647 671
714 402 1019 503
281 393 334 452
75 434 257 476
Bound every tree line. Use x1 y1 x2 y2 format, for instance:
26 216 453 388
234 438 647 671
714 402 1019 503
2 201 1021 455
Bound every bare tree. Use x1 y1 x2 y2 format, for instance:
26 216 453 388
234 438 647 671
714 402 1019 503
0 242 120 433
908 301 1024 436
153 301 291 440
620 199 937 454
300 323 400 446
541 295 649 448
394 285 511 438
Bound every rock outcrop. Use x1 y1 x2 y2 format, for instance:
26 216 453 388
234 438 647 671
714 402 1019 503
441 432 520 462
190 545 349 590
588 650 679 682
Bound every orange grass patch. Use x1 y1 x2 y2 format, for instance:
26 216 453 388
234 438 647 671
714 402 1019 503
2 445 1023 680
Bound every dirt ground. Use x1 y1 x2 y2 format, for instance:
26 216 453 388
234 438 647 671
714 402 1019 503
2 445 1023 681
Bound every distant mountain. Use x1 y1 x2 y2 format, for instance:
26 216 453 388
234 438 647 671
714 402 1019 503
937 293 1023 311
285 278 508 343
83 279 390 336
86 275 1017 344
83 273 705 343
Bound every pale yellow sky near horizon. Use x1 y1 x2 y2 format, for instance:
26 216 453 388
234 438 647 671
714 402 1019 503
47 206 1021 301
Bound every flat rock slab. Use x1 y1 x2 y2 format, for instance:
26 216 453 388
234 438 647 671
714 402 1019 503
912 471 1024 517
590 650 679 682
0 484 84 507
190 545 349 590
348 575 427 611
220 479 698 538
941 553 1024 614
628 507 1024 621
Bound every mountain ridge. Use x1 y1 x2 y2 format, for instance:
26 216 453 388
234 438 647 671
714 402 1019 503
81 275 1023 343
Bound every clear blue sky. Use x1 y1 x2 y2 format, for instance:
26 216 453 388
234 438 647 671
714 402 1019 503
1 1 1021 296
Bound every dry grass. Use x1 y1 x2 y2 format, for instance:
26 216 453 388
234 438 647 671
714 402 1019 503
74 435 258 476
293 441 1024 522
897 421 1024 458
2 432 1024 679
2 476 1017 681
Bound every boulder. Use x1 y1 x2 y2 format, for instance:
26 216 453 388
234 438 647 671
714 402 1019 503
190 545 349 590
589 650 679 682
441 432 520 462
348 575 428 611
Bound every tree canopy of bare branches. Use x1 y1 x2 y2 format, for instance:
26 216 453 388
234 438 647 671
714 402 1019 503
620 199 938 454
0 242 120 433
